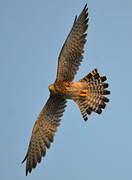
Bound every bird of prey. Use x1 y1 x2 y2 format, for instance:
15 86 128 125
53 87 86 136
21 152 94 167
22 4 110 175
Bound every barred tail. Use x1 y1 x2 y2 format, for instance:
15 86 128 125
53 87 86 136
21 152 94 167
75 68 110 121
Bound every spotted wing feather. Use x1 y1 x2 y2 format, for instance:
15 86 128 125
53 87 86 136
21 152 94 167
22 96 67 175
56 4 88 82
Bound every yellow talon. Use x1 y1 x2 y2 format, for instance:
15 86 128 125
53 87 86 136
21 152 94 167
80 90 88 97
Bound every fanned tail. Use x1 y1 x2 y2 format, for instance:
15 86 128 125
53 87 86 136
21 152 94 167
75 68 110 121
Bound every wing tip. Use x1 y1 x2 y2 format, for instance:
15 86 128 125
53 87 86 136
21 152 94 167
83 4 88 14
25 162 32 176
84 3 88 10
21 154 27 164
21 154 29 176
26 170 28 176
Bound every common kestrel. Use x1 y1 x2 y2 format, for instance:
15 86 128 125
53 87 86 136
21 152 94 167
22 4 110 175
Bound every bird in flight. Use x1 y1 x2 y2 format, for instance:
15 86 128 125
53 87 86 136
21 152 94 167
22 4 110 175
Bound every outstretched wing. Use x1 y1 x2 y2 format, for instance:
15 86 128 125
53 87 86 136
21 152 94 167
56 4 88 82
22 96 67 176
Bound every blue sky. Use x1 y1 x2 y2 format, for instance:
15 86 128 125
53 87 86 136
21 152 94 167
0 0 132 179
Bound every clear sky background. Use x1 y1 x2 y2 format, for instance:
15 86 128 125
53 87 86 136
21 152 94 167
0 0 132 179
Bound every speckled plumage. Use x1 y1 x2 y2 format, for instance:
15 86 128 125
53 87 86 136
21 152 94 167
22 4 110 175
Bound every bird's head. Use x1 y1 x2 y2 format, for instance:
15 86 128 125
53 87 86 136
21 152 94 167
48 84 55 93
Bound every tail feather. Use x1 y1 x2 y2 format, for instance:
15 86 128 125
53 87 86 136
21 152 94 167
76 68 110 121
